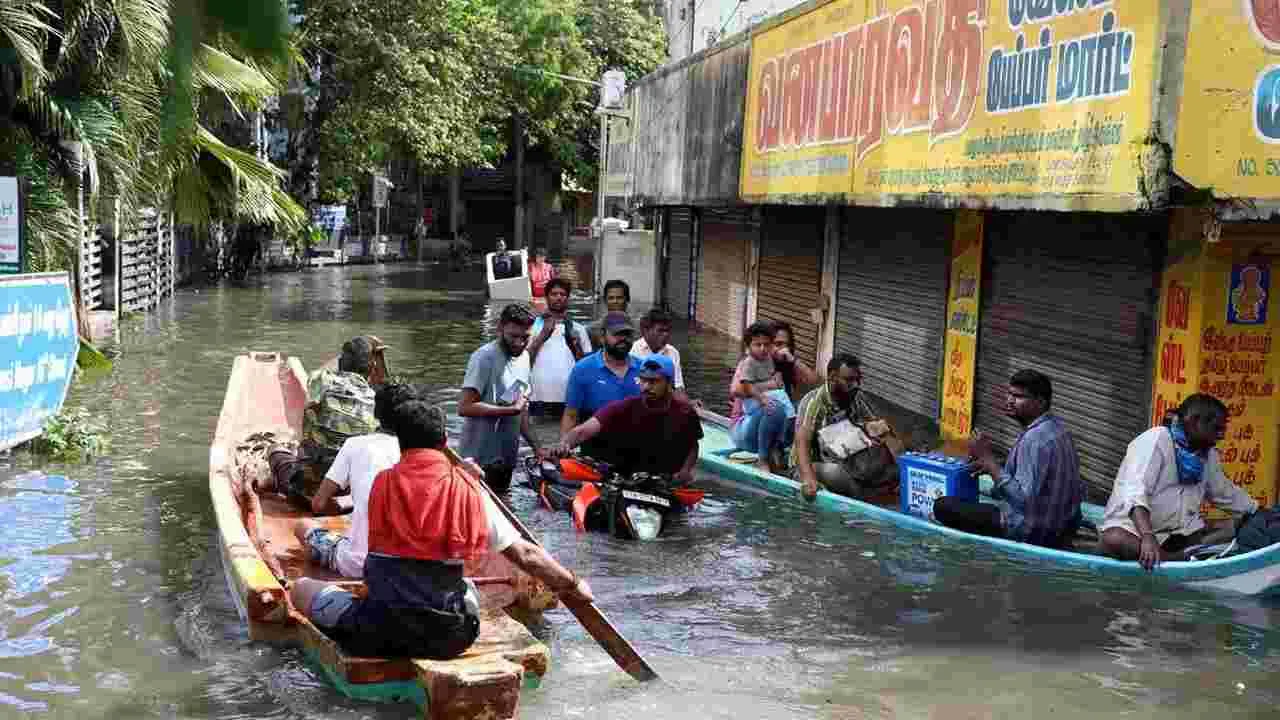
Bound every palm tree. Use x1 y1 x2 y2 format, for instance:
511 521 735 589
0 0 304 272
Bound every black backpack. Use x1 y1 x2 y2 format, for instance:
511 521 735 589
1234 508 1280 553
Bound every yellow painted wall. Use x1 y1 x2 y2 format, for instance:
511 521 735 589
1153 212 1280 511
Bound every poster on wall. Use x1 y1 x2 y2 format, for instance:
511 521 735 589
1228 263 1269 325
940 211 983 442
0 177 23 275
0 273 80 452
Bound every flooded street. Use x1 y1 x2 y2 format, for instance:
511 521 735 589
1 263 1279 719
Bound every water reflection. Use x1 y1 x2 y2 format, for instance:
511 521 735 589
0 263 1276 718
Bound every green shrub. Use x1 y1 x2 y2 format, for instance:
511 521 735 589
28 408 108 462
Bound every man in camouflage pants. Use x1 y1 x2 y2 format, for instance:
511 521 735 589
260 336 388 510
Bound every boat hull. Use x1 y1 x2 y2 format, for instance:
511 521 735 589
209 352 553 718
697 415 1280 596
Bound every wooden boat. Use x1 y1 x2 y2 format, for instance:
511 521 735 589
210 351 557 719
698 412 1280 596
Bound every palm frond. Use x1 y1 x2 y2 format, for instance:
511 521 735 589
193 43 278 117
0 1 57 93
174 124 304 231
110 0 170 64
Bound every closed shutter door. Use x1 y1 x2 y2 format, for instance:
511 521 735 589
835 208 951 420
666 208 694 318
698 208 754 338
758 207 824 367
974 212 1161 497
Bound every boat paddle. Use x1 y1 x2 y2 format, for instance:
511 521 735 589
445 447 660 683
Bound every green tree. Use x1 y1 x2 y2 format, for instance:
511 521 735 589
0 0 304 272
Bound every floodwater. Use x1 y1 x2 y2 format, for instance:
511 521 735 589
1 263 1278 719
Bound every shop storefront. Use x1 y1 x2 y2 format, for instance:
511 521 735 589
696 208 755 339
973 213 1164 496
663 207 696 318
757 207 825 367
835 207 951 422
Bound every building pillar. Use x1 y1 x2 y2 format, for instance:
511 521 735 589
1151 208 1279 511
939 210 984 445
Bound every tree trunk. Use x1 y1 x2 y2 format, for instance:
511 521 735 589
513 113 525 250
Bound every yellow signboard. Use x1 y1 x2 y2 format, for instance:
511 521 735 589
940 211 983 442
1175 3 1280 199
740 0 1157 206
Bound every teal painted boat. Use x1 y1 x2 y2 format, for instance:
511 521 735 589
697 414 1280 596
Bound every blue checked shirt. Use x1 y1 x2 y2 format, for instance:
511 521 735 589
992 413 1085 546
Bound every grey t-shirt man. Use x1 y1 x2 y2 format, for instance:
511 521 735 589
459 340 531 467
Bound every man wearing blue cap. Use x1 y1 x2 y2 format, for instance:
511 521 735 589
561 311 645 458
555 354 702 484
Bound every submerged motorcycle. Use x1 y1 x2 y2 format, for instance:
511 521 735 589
523 456 704 541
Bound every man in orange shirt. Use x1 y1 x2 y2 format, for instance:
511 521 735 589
290 391 592 659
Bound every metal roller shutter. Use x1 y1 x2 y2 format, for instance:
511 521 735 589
835 208 951 420
698 208 754 338
974 212 1162 498
758 207 825 367
665 208 694 318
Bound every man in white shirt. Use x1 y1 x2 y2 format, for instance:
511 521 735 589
1100 393 1261 570
528 278 591 419
291 384 413 578
630 307 685 390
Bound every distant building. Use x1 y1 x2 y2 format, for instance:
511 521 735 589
659 0 805 62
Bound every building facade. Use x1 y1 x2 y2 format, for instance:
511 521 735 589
622 0 1280 507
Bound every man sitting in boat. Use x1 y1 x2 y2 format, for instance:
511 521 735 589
792 353 892 500
290 391 594 659
933 370 1085 549
1099 394 1261 570
289 383 413 579
261 336 387 509
553 355 701 484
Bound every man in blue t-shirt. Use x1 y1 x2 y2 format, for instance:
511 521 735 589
560 312 643 459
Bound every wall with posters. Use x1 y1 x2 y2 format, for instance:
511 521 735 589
940 211 983 443
1151 213 1280 511
1174 2 1280 203
740 0 1161 209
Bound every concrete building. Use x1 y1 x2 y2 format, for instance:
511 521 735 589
619 0 1280 507
660 0 807 62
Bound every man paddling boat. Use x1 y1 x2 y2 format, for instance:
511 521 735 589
291 390 593 659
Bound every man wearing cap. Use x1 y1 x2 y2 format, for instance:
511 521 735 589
555 354 702 483
561 311 644 460
261 336 388 509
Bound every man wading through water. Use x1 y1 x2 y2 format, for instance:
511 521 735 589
458 304 545 490
562 312 643 460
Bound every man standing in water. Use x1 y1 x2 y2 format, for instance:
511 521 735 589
528 278 591 419
562 312 643 459
458 304 544 490
589 279 630 348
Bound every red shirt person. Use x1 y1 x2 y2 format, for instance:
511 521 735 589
528 247 557 298
290 392 593 660
555 355 702 483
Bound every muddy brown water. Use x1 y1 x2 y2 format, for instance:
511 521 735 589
0 263 1277 719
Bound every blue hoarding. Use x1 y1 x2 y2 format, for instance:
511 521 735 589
0 273 79 452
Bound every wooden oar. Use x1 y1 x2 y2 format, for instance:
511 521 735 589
445 447 660 683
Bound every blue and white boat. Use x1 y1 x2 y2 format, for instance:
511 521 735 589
697 413 1280 596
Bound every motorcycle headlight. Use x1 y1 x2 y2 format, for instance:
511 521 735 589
623 505 663 541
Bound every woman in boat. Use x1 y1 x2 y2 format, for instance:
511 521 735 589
771 321 821 400
728 321 795 473
528 246 557 299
